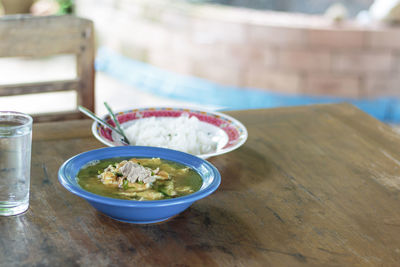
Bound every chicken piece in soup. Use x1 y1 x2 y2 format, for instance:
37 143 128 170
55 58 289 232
77 157 203 201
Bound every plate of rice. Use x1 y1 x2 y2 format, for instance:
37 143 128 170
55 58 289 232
91 107 248 159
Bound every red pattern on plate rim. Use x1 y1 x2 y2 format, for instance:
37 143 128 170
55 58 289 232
97 108 242 148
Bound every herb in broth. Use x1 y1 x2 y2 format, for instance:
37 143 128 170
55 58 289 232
77 157 203 201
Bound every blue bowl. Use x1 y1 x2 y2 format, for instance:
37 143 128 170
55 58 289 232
58 146 221 224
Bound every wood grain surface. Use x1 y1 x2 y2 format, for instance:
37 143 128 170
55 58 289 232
1 103 400 266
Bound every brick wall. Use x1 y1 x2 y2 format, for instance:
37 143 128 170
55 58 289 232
76 0 400 98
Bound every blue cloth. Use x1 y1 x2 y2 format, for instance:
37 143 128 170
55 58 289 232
95 47 400 123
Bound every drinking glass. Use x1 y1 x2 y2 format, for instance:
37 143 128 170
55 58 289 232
0 111 32 216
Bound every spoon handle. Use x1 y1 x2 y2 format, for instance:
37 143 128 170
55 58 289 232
78 105 124 137
104 102 130 144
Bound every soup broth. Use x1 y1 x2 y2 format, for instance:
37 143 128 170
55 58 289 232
77 157 203 201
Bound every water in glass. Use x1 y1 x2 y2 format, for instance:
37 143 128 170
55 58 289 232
0 115 32 216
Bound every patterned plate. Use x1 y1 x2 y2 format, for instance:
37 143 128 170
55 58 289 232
91 107 248 159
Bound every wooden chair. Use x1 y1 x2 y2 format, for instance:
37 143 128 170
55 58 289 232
0 15 95 122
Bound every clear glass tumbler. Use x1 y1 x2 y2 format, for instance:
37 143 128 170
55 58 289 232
0 111 32 216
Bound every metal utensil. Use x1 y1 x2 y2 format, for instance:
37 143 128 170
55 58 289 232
78 105 130 145
103 102 130 145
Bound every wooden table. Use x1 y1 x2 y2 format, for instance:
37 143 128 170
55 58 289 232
2 103 400 266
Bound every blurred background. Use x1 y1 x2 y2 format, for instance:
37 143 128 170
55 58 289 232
1 0 400 125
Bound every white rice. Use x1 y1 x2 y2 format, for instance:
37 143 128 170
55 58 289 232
124 114 218 155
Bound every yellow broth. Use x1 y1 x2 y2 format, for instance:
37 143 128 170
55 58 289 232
77 157 203 201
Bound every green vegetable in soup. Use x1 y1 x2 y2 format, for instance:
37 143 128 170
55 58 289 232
155 180 177 197
76 157 202 201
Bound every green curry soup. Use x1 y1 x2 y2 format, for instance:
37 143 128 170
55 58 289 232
77 157 203 201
